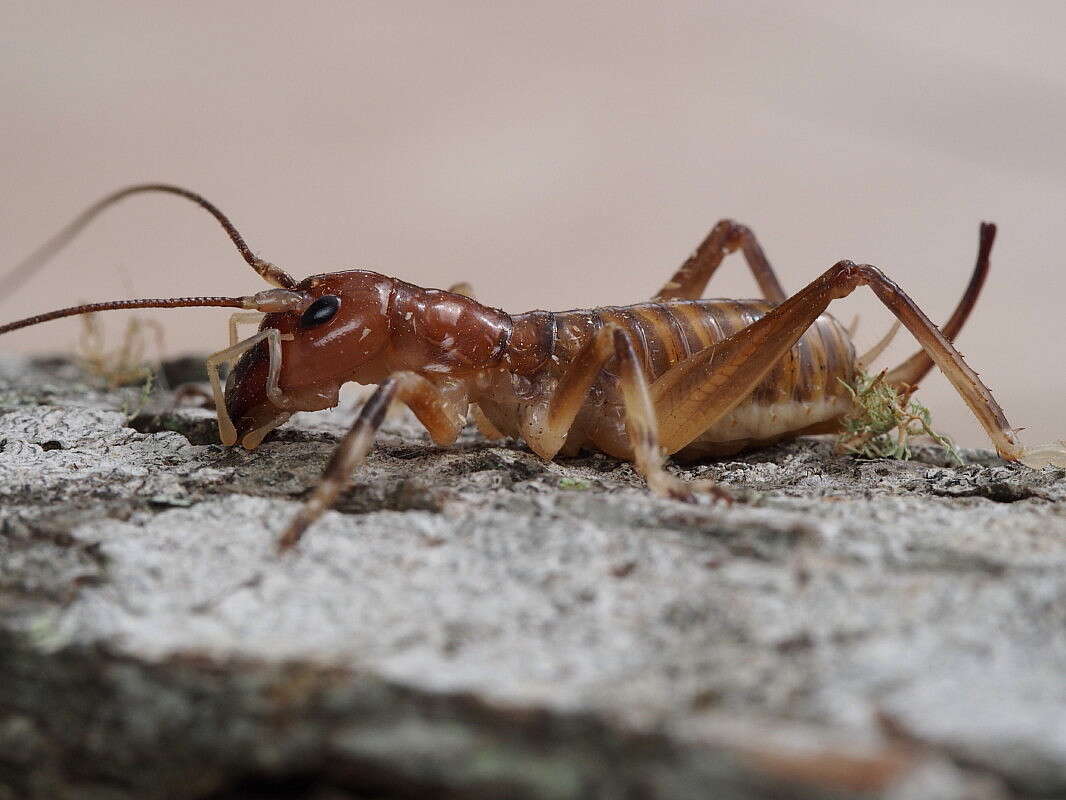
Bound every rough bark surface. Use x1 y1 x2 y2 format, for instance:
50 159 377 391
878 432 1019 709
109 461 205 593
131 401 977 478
2 357 1066 800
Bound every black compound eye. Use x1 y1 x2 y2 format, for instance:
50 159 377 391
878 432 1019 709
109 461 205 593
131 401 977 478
299 295 341 329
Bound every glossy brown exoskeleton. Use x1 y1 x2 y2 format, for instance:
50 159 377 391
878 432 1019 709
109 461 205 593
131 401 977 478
4 185 1063 550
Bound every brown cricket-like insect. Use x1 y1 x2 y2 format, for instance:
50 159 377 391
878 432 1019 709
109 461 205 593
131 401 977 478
3 185 1064 550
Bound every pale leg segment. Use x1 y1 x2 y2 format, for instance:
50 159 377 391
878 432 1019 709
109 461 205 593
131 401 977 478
206 327 288 446
446 282 476 298
521 324 731 503
166 322 265 414
228 311 266 346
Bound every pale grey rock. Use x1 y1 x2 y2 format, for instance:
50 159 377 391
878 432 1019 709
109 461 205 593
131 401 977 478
2 356 1066 799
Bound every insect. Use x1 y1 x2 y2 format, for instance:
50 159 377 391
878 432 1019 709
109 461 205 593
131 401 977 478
3 185 1063 551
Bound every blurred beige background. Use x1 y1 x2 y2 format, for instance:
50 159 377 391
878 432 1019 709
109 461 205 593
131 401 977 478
3 1 1064 448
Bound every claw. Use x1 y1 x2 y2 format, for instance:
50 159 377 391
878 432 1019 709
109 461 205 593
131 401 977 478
691 478 735 505
650 473 733 505
667 485 698 504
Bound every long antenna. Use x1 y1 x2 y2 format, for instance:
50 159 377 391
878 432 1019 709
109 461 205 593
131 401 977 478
4 183 297 293
0 296 249 336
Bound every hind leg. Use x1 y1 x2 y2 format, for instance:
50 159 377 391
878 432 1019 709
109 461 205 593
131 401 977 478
885 222 995 388
654 220 787 303
651 260 1025 462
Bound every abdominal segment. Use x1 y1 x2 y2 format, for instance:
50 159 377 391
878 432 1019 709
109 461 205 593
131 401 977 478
484 298 859 460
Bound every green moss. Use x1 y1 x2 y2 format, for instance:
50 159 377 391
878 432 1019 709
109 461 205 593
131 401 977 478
558 477 592 491
836 370 962 464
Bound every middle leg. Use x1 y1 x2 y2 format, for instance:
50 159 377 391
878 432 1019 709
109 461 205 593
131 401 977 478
519 324 730 501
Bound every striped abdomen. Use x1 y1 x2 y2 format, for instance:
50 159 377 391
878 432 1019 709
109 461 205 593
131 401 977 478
499 299 857 457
